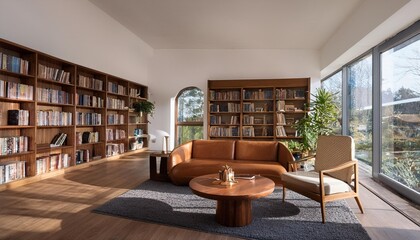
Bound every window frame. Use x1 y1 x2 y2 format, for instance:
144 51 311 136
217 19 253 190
175 86 204 146
320 20 420 204
374 20 420 203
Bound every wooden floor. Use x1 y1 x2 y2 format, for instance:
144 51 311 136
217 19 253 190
0 152 419 240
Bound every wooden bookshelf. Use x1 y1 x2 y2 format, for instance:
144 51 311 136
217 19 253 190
208 78 310 141
0 38 149 186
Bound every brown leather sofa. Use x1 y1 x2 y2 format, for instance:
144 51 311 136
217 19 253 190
168 139 294 185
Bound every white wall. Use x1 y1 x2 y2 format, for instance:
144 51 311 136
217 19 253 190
0 0 153 84
148 49 320 150
320 0 419 77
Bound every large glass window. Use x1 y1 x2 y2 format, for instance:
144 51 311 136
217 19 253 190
380 34 420 193
348 55 373 165
175 87 204 146
321 71 343 134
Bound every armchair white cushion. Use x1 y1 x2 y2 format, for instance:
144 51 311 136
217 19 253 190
281 171 353 195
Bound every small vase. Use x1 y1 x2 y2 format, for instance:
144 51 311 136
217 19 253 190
136 112 143 123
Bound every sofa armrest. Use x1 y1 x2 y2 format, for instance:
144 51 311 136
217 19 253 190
278 142 295 171
168 141 193 173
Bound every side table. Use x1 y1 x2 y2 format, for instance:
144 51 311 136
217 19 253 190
149 151 171 181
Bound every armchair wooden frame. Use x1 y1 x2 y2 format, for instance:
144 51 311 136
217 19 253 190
282 137 364 223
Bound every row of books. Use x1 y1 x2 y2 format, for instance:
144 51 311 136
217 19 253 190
0 80 34 100
277 100 286 112
243 89 273 100
75 112 102 126
1 52 29 75
78 75 104 91
209 90 240 101
209 88 305 101
108 82 126 95
37 111 72 126
209 126 239 137
107 114 124 125
36 153 70 175
0 136 29 156
242 126 255 137
76 94 104 107
76 131 99 144
0 161 26 184
38 64 71 83
106 143 125 157
106 97 126 109
129 88 142 98
276 88 305 100
243 126 272 137
7 109 29 125
37 87 72 104
276 126 287 137
50 133 68 146
75 149 92 164
133 128 143 137
277 113 286 125
244 115 272 125
209 103 240 112
210 115 239 125
106 129 126 141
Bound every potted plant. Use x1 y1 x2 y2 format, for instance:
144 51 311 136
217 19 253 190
294 88 339 154
132 100 155 121
285 140 304 159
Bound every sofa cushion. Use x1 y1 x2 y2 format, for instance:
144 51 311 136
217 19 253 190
235 140 278 161
192 140 235 160
169 159 286 185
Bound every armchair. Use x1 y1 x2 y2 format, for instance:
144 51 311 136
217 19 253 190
281 135 364 223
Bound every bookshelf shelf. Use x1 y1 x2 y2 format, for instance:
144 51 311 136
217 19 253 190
76 86 105 93
208 79 310 141
37 77 74 87
77 142 104 146
38 102 74 107
107 138 127 143
128 123 148 126
76 124 105 127
37 125 75 129
0 38 149 187
37 145 74 152
0 97 34 103
0 125 34 129
107 108 128 111
0 69 35 78
0 151 35 159
76 105 104 109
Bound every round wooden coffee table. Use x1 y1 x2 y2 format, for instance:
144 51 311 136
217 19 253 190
189 174 275 227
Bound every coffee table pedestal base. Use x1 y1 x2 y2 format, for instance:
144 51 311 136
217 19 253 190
216 199 252 227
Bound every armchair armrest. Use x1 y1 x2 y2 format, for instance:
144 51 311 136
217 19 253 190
319 160 359 195
168 141 193 173
320 160 357 175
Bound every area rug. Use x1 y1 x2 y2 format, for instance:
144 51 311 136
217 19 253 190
94 180 370 240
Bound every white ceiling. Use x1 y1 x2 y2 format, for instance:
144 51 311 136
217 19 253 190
89 0 362 49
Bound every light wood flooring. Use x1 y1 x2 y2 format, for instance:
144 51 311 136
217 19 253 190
0 152 419 240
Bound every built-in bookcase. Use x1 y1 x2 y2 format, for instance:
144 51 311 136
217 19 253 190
128 81 149 151
0 38 149 187
208 78 310 141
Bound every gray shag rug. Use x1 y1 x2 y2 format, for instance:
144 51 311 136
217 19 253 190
94 180 370 240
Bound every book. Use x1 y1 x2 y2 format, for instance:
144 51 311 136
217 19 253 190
7 110 19 125
50 133 67 146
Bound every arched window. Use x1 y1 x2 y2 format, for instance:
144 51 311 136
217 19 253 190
175 87 204 146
